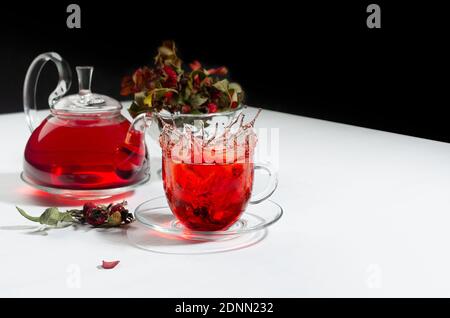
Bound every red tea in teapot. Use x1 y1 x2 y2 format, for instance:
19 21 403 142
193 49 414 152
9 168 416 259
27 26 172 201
24 115 149 190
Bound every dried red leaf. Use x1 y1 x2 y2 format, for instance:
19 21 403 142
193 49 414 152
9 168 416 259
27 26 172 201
142 66 156 90
207 66 228 76
163 65 178 88
120 76 135 96
189 60 202 71
164 91 174 103
193 74 201 87
102 260 120 269
202 77 212 87
132 68 144 90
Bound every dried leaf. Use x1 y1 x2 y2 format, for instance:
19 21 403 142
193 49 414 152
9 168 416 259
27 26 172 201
228 82 242 94
213 79 229 93
16 207 40 223
16 207 74 226
190 95 208 107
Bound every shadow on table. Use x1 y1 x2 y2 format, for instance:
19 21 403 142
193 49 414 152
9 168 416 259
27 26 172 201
124 222 268 255
0 172 134 207
0 156 162 207
0 223 73 236
1 167 266 254
0 213 267 254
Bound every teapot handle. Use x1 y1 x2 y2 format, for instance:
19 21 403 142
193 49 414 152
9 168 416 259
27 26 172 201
23 52 72 132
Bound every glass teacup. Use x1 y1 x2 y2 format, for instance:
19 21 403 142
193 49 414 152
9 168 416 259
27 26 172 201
159 111 277 231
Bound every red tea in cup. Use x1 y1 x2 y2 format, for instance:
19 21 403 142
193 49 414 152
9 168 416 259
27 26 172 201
162 158 254 231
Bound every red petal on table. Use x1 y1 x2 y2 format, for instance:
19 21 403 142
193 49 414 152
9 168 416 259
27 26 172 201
102 260 120 269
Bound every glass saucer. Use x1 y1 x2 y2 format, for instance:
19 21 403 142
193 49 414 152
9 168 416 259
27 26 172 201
127 222 268 254
134 196 283 241
20 172 150 200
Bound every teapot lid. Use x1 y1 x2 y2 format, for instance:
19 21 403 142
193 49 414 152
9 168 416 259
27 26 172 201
51 66 122 115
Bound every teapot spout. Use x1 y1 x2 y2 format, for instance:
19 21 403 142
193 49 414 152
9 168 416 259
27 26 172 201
129 112 151 135
114 113 151 180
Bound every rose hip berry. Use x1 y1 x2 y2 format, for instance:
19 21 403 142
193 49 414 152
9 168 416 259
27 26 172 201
207 103 218 113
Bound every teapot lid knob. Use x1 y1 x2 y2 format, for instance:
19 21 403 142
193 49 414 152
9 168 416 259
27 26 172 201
50 62 122 115
76 66 93 96
75 66 105 106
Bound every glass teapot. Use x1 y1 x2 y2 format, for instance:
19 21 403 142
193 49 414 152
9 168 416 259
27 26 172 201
22 52 150 195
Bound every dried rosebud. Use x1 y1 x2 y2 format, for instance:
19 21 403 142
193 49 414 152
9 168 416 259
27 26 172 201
82 202 96 217
107 211 122 226
109 201 134 225
110 202 127 215
181 105 191 114
85 206 108 226
207 103 218 113
211 91 221 100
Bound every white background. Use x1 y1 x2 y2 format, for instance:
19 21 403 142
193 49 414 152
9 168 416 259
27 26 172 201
1 105 450 297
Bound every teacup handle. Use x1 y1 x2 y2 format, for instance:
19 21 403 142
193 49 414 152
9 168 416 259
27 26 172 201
249 163 278 204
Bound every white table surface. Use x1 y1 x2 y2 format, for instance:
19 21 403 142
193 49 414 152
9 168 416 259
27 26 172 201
2 104 450 298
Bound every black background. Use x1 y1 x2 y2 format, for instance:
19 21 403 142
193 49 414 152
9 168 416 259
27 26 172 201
1 1 449 142
0 298 445 316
